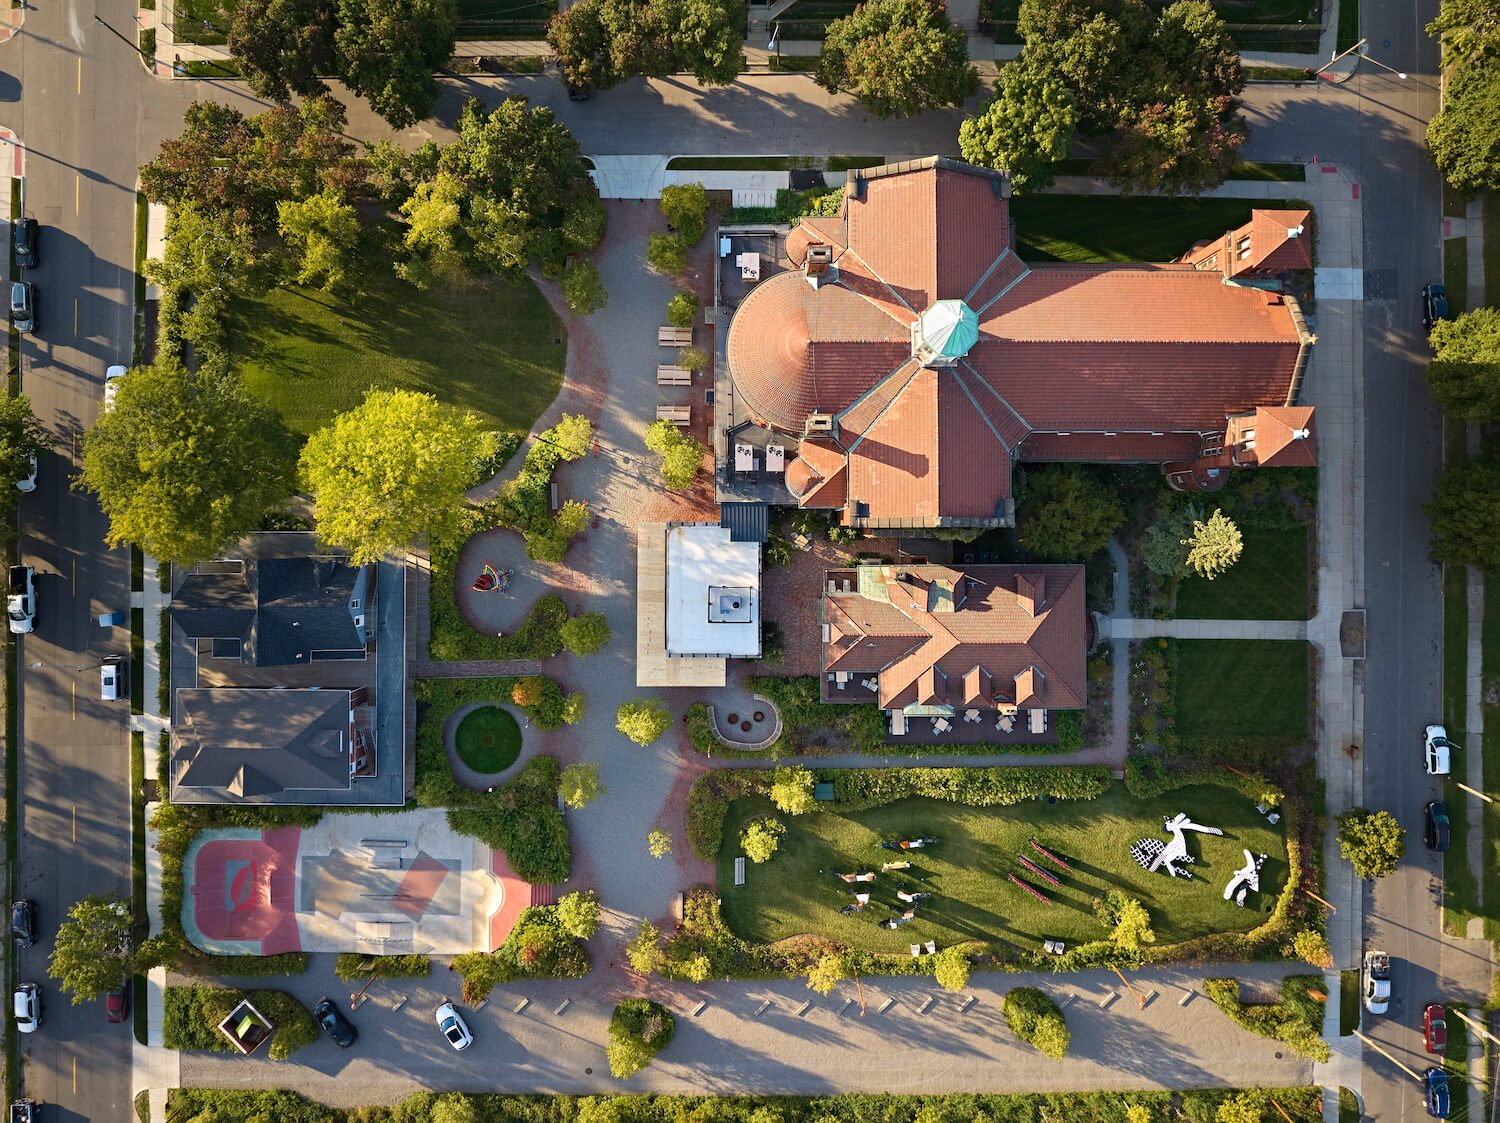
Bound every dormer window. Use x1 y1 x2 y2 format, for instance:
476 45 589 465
1236 236 1252 260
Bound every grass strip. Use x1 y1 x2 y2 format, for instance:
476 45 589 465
1338 968 1359 1035
133 192 148 366
158 608 171 716
1011 196 1270 263
131 607 145 716
1485 193 1500 302
1444 1005 1471 1120
131 729 149 1045
667 155 884 171
1246 65 1316 81
768 54 822 71
1445 237 1469 315
4 171 20 1105
182 59 243 77
1336 0 1359 54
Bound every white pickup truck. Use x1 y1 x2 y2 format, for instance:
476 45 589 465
1363 950 1391 1015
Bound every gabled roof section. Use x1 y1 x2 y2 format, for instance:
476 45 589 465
174 688 353 798
1242 209 1313 275
1233 405 1316 467
820 565 1086 712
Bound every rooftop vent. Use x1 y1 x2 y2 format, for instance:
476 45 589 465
806 243 832 275
1292 427 1310 440
1287 224 1304 239
805 412 835 435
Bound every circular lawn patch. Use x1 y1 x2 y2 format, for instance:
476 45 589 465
454 705 523 774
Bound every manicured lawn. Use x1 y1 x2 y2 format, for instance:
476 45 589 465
1173 640 1309 741
1444 237 1469 315
718 783 1286 954
1174 526 1309 620
225 227 565 437
1010 197 1269 264
454 705 522 774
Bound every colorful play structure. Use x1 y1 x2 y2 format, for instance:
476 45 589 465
471 563 514 593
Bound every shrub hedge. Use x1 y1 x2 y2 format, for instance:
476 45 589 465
332 954 431 980
1204 975 1332 1061
428 581 569 662
163 985 317 1060
1002 987 1070 1059
413 677 570 882
167 1086 1326 1122
452 904 591 1002
607 998 676 1078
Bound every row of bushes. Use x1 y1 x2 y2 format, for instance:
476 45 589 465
452 904 591 1003
162 985 317 1061
332 954 431 980
166 1086 1327 1122
428 579 571 662
686 765 1113 862
1204 976 1331 1062
482 414 593 563
1002 987 1070 1059
413 678 571 884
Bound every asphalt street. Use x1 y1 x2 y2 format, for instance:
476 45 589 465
180 960 1313 1105
7 0 140 1117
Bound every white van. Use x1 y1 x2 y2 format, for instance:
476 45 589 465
100 655 124 701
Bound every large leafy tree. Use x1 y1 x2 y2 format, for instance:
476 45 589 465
300 389 493 564
615 698 672 745
0 393 49 489
1183 507 1242 580
334 0 458 129
1427 61 1500 193
140 97 359 233
277 189 361 291
1336 808 1405 880
78 358 297 566
1427 0 1500 67
228 0 336 101
1427 307 1500 419
817 0 978 118
48 896 135 1004
1016 464 1125 560
961 0 1245 194
548 0 744 90
1426 456 1500 569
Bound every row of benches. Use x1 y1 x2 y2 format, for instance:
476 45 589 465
658 324 693 426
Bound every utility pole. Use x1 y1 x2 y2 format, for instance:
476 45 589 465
1111 965 1147 1009
1449 1007 1500 1047
1353 1029 1425 1083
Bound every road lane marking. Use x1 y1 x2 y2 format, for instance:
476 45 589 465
72 804 76 842
72 1056 76 1094
75 175 80 215
72 679 76 720
73 298 78 336
77 57 82 95
72 557 76 595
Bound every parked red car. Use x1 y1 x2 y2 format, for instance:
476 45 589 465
1425 1003 1448 1053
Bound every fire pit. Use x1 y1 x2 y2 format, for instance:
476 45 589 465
753 711 765 722
740 721 752 732
727 713 739 724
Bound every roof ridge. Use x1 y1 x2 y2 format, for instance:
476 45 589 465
966 249 1031 315
837 244 919 322
839 360 922 451
951 362 1031 451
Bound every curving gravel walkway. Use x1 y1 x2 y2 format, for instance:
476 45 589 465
443 701 530 791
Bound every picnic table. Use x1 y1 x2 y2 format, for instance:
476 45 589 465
656 404 690 426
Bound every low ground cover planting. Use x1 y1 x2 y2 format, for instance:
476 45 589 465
718 782 1286 954
454 705 523 773
163 985 317 1060
226 227 565 438
1009 196 1271 263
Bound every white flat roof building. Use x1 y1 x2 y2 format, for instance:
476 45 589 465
666 524 761 658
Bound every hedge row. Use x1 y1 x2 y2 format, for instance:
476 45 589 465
414 678 571 884
163 985 317 1061
332 954 431 981
1204 975 1331 1062
428 584 570 663
166 1086 1327 1122
453 905 591 1002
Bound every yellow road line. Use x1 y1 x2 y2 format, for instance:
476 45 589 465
73 298 78 336
72 1056 76 1094
72 804 76 842
74 175 79 215
72 557 76 595
71 679 76 720
76 57 82 96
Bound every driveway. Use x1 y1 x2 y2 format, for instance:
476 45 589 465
181 958 1312 1104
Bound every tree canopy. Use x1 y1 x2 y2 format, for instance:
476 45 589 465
547 0 745 91
1016 464 1125 560
616 698 672 745
1425 456 1500 570
48 896 135 1003
816 0 979 118
960 0 1245 194
299 389 494 564
1427 60 1500 193
1427 308 1500 420
1336 808 1405 880
277 189 362 292
0 393 48 490
78 358 297 566
1183 508 1243 579
228 0 456 127
1427 0 1500 68
140 97 359 234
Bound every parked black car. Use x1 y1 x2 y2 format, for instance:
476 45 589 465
313 997 358 1047
13 218 36 269
1423 283 1450 331
10 899 35 948
1425 801 1451 852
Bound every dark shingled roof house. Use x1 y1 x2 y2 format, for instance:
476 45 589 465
169 538 382 805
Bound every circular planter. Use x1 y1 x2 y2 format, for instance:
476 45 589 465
454 705 523 774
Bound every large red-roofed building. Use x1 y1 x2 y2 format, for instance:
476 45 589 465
724 157 1317 529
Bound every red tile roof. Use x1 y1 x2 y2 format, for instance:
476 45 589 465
724 158 1313 526
1240 405 1316 466
821 564 1086 711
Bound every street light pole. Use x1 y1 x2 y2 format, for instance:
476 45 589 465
1352 1029 1425 1082
1313 36 1367 76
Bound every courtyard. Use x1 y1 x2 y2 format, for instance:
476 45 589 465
717 784 1286 953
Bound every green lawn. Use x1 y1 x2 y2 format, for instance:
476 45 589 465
718 784 1286 954
454 705 522 774
225 230 565 437
1173 640 1309 741
1444 237 1469 315
1173 526 1309 620
456 0 556 35
1010 197 1268 264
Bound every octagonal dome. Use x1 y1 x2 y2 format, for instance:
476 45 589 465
915 299 978 362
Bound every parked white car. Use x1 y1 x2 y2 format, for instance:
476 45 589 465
7 564 35 634
12 982 40 1033
102 365 126 411
1425 725 1454 776
14 452 36 493
100 656 123 701
435 1002 473 1051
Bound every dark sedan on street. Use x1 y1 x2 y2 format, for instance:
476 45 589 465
314 997 358 1047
